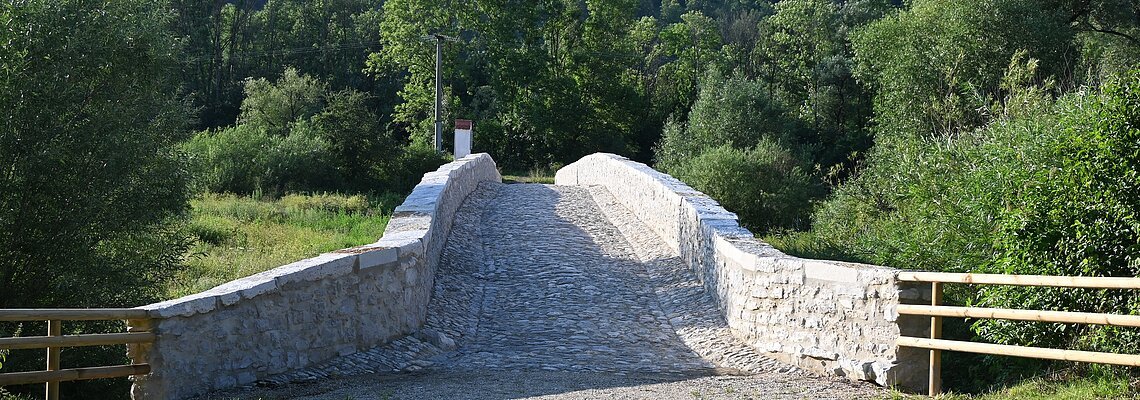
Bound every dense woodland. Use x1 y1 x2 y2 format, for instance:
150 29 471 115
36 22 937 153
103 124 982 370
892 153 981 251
2 0 1140 397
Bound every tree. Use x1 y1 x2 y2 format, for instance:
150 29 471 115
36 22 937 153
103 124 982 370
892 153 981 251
851 0 1075 140
172 0 384 130
368 0 647 170
655 72 822 232
311 90 402 190
655 11 726 119
0 0 191 308
238 68 328 136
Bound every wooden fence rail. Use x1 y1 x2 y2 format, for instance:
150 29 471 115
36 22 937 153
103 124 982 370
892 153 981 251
895 272 1140 397
0 309 152 400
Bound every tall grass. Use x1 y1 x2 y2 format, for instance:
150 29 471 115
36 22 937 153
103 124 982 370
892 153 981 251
171 192 399 299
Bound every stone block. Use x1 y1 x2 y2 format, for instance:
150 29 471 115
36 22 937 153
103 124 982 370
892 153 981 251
141 292 220 318
383 214 432 233
358 247 399 270
273 252 357 286
803 261 859 283
376 229 426 258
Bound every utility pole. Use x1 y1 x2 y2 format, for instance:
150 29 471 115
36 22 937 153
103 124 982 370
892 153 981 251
424 33 457 154
433 35 443 153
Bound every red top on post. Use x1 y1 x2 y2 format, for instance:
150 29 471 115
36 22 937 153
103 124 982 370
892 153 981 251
455 119 473 130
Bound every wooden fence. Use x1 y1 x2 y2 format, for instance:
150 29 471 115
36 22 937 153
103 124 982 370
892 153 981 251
896 271 1140 397
0 309 153 400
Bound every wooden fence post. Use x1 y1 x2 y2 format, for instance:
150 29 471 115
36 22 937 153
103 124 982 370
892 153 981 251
46 320 61 400
930 282 943 397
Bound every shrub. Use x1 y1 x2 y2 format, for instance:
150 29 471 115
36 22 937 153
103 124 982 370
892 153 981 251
976 71 1140 353
656 71 802 173
310 90 401 191
267 121 343 193
0 14 192 391
183 124 340 195
383 143 452 194
672 142 823 233
655 71 823 233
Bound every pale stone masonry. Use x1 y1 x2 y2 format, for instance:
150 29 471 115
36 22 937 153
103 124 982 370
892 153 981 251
555 153 928 390
129 154 501 400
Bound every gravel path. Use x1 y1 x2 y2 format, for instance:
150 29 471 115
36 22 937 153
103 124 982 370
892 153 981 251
200 183 888 399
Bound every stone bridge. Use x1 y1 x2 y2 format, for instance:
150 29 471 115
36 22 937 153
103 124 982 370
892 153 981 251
128 153 928 399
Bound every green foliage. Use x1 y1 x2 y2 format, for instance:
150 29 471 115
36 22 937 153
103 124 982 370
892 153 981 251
183 124 340 195
239 68 328 136
788 66 1140 366
857 0 1076 139
0 1 192 397
312 90 403 191
656 72 823 233
656 72 800 171
755 0 883 173
800 55 1061 275
654 11 727 118
185 69 435 195
387 143 453 193
171 0 384 128
975 71 1140 352
369 0 647 170
672 143 822 233
0 0 190 308
851 0 1075 139
926 369 1139 399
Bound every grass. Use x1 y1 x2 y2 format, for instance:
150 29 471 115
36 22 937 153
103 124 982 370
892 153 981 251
888 374 1139 399
501 166 557 184
170 192 399 299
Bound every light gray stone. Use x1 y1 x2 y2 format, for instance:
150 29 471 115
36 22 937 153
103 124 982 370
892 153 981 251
376 230 426 258
273 253 357 286
141 292 220 318
357 247 399 270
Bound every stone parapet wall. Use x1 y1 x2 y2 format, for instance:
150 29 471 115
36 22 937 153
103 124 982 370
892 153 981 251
131 154 501 400
555 153 926 390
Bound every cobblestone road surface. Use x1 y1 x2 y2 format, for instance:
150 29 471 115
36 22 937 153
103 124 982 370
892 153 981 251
201 183 888 399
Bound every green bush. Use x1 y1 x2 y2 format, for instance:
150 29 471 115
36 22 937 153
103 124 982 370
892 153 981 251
976 71 1140 353
311 90 402 191
187 68 425 196
0 14 191 398
655 72 802 173
655 71 823 233
238 68 327 136
383 143 452 193
672 142 823 233
184 124 340 195
787 69 1140 357
801 54 1061 274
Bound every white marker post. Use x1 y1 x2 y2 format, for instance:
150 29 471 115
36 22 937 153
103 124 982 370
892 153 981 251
454 119 472 158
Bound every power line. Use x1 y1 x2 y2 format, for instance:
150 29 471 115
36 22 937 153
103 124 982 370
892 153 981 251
180 41 378 64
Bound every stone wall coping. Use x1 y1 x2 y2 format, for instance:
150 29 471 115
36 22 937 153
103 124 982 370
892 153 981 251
556 153 897 280
138 153 500 320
